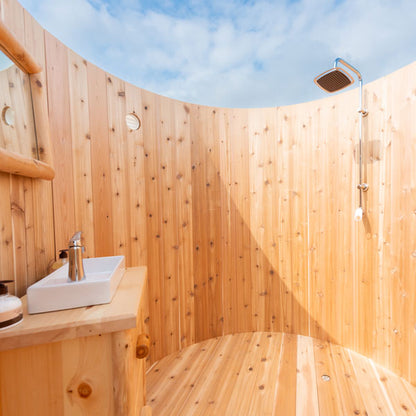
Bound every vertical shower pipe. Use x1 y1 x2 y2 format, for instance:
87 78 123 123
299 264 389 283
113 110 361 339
334 58 368 217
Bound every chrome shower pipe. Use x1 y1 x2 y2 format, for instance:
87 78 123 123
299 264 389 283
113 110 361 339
334 58 368 208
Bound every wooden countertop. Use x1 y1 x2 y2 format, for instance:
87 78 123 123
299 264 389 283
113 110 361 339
0 266 146 352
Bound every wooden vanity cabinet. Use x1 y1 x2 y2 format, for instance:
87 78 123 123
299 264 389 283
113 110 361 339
0 267 149 416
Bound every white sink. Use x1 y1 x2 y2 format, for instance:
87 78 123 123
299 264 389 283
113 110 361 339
27 256 125 314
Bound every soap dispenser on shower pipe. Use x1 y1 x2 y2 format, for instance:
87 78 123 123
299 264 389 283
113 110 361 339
314 57 369 221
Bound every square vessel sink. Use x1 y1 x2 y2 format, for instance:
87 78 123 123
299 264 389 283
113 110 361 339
27 256 125 314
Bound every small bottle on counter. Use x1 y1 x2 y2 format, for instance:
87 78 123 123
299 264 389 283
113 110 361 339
48 249 69 274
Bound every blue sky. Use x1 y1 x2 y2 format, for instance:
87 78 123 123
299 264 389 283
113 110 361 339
20 0 416 108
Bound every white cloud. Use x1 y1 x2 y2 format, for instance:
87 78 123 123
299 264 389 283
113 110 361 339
20 0 416 108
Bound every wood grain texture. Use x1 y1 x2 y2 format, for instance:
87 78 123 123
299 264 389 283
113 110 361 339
88 62 114 257
0 267 147 352
37 39 416 384
0 2 55 301
0 64 37 158
0 18 41 73
0 147 54 178
0 267 148 415
147 332 416 416
2 0 416 388
45 32 75 252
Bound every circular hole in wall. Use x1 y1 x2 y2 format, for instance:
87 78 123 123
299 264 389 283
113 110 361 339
125 113 141 131
2 106 14 126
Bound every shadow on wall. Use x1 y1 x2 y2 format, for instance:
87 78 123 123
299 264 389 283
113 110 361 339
216 181 336 344
144 103 341 365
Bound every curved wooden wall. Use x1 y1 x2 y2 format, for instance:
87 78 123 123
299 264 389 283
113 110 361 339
0 1 54 298
2 0 416 385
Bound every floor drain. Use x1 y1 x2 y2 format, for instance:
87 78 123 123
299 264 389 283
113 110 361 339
321 374 331 381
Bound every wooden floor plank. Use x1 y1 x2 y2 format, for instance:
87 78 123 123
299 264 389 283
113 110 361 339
146 338 219 412
349 349 395 415
296 335 319 416
219 332 265 415
274 333 297 416
247 332 283 416
147 332 416 416
313 339 343 416
146 341 205 394
329 343 367 415
374 364 416 415
193 332 253 414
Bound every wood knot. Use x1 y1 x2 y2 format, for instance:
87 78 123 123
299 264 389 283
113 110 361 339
78 382 92 398
136 333 151 359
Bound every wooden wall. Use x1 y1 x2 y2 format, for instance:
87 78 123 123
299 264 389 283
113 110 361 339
2 0 416 386
0 0 54 297
0 65 37 158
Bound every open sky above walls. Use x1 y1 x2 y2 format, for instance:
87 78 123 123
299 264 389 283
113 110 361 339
20 0 416 108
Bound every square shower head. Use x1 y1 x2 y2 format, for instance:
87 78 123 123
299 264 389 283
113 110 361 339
314 67 354 93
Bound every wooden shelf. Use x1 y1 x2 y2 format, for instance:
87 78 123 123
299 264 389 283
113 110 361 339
0 266 147 351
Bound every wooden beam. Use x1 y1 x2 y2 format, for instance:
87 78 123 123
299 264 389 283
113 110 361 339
0 147 54 180
0 19 41 74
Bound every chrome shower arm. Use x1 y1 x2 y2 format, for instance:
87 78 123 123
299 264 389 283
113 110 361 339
334 57 366 114
333 58 362 81
315 57 369 217
334 58 368 208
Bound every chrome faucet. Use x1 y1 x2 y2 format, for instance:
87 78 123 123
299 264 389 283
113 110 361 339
68 231 85 282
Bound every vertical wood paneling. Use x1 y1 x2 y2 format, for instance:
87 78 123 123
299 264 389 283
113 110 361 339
289 107 310 336
141 90 163 360
23 177 36 287
158 97 180 354
190 105 207 340
45 33 75 251
248 108 273 332
229 108 252 333
386 66 416 381
106 74 130 263
2 0 24 43
124 82 147 267
363 77 390 366
0 67 17 150
10 175 27 296
174 101 195 349
3 0 416 386
24 8 53 165
87 63 113 256
67 50 95 257
0 173 14 290
277 105 310 336
191 105 223 341
219 108 232 335
24 9 55 279
8 66 36 157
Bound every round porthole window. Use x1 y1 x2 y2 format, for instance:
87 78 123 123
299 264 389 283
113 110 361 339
2 106 14 126
125 113 141 131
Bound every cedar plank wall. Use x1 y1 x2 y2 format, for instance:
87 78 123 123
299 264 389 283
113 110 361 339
3 0 416 384
0 1 54 297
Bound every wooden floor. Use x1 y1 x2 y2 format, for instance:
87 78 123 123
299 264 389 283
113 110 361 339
147 332 416 415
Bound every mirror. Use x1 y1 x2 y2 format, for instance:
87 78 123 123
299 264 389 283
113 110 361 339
0 50 38 159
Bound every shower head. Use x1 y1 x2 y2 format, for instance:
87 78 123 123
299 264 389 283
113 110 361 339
314 57 368 222
314 67 354 93
314 58 363 94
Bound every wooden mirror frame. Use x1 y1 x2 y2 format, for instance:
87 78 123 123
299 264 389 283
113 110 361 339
0 19 54 180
